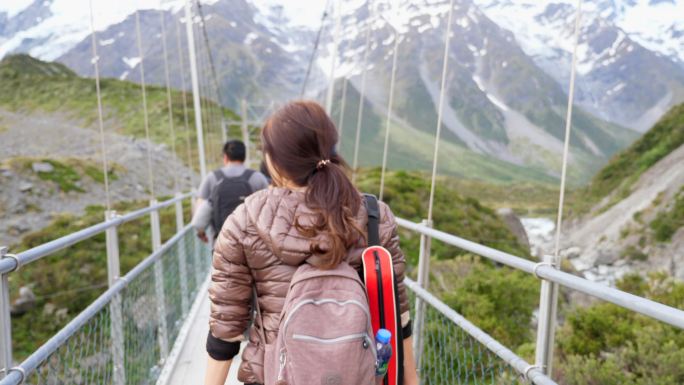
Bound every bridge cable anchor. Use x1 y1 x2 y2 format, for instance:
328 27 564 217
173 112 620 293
532 261 554 279
6 366 26 384
1 254 21 273
523 364 543 382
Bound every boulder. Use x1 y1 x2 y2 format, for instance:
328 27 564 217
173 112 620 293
55 308 69 321
43 302 57 316
561 246 582 259
10 286 36 316
31 162 54 173
19 182 33 192
496 208 530 249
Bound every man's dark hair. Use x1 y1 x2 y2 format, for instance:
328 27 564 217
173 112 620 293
223 140 246 162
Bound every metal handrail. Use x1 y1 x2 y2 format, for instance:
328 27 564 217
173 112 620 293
0 225 195 385
405 278 558 385
396 217 684 330
0 192 194 274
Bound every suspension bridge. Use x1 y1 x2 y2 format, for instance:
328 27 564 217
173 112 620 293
1 0 683 384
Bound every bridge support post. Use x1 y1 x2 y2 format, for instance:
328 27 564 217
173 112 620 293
175 193 190 316
0 246 13 378
105 211 126 385
534 254 560 375
241 99 250 166
150 200 170 362
412 219 432 371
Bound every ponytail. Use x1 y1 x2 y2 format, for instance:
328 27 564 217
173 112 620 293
263 101 364 269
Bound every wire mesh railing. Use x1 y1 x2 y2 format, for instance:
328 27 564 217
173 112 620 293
407 279 556 385
0 225 212 385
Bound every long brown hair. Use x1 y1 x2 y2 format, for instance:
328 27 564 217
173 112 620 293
262 100 363 268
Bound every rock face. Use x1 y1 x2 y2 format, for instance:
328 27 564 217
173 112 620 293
497 208 530 250
547 143 684 284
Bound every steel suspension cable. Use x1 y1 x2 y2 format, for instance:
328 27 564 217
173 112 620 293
536 1 583 374
300 0 331 98
351 0 374 183
426 0 455 223
135 10 156 199
553 0 583 261
159 10 180 193
195 0 228 139
337 77 348 147
379 30 401 201
175 16 195 188
88 0 112 211
194 18 213 168
325 0 342 114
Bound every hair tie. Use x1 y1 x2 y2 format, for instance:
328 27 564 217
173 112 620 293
316 159 331 170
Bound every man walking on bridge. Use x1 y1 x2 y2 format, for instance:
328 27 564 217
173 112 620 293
191 140 269 242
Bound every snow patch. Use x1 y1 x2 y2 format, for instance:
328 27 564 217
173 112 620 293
486 93 509 111
244 32 258 45
99 38 115 46
122 56 141 69
0 0 33 18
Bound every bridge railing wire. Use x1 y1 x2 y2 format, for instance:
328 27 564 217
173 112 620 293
0 225 212 385
406 279 556 385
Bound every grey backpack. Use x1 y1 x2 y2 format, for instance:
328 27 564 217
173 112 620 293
256 262 377 385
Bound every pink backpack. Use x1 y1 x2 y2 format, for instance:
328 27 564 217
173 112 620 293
256 262 377 385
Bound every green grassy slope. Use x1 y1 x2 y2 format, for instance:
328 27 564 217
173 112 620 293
332 82 558 185
0 54 240 170
9 199 189 358
570 103 684 215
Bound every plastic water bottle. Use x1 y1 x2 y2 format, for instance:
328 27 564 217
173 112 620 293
375 329 393 379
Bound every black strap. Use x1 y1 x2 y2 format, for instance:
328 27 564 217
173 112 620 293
240 168 255 183
365 194 380 246
213 169 226 183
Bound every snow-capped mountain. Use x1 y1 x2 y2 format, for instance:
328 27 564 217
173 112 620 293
0 0 201 61
314 0 637 181
473 0 684 131
3 0 682 182
56 0 316 107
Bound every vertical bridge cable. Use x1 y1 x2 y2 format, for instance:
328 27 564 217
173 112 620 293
196 0 229 144
175 16 195 189
554 0 583 262
135 10 156 199
379 27 401 201
325 0 342 114
351 0 374 183
88 0 112 212
193 15 212 169
194 2 217 159
300 0 331 98
159 10 180 193
183 0 207 179
426 0 455 223
536 0 583 375
337 77 348 147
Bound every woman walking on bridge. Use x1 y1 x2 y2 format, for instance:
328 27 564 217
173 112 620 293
204 101 419 385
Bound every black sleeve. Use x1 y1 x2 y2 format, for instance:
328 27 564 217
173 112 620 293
402 320 412 339
206 331 241 361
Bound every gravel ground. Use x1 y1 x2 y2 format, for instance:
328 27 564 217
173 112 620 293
0 108 200 247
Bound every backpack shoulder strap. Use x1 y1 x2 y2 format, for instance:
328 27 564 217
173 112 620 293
364 194 380 246
241 168 255 180
213 169 226 184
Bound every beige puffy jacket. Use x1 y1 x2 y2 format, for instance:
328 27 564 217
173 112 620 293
209 187 410 384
